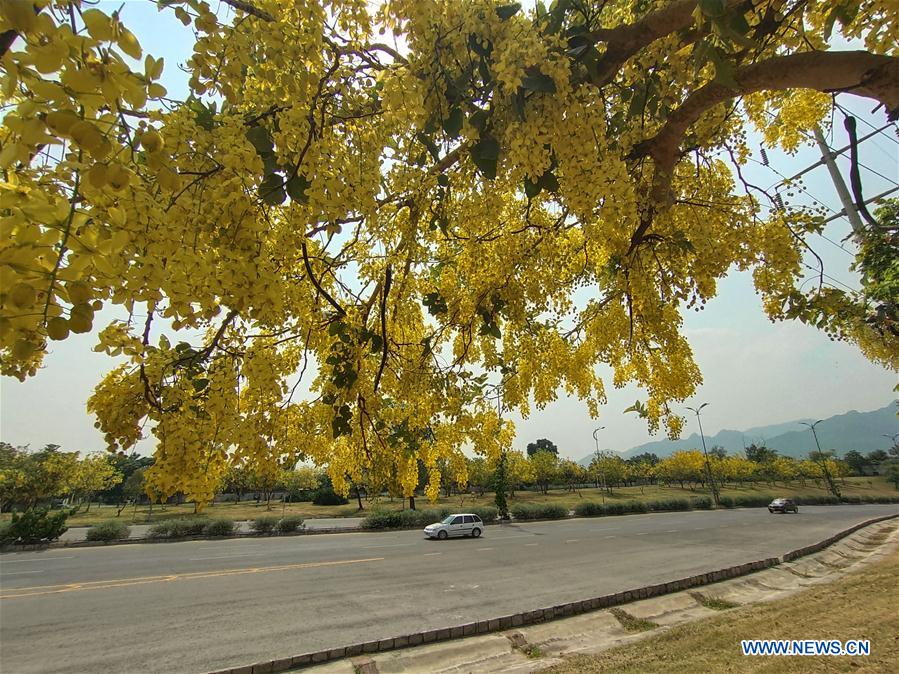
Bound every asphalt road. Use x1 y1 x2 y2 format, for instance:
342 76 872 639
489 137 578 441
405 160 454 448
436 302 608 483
1 504 895 673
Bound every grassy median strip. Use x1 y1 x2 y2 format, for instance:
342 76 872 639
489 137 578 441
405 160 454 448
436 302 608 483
543 546 899 674
609 608 658 633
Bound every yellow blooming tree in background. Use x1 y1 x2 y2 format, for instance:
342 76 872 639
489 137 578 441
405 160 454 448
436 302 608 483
1 0 897 505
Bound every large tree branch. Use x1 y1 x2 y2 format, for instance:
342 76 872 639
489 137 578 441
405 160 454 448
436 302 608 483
587 0 746 87
627 50 899 254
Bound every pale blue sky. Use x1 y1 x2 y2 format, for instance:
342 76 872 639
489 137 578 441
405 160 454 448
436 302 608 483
1 2 896 458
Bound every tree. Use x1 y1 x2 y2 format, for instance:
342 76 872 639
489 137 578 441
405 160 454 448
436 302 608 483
588 451 628 494
466 457 492 496
282 466 319 502
843 450 869 476
627 453 660 467
530 451 559 495
98 452 154 506
558 459 586 493
745 445 778 464
117 467 147 516
526 439 559 458
883 460 899 490
866 449 889 465
68 453 123 511
3 1 898 502
0 444 78 510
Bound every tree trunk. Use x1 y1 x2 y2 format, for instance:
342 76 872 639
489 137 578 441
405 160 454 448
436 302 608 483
408 495 415 510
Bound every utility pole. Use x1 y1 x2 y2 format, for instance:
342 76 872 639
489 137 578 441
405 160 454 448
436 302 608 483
813 126 864 235
592 426 605 503
687 403 719 506
801 420 841 498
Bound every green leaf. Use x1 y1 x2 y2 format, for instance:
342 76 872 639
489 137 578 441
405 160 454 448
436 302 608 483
187 98 215 131
368 332 383 354
495 3 521 20
423 291 448 316
245 126 274 154
286 174 311 203
470 136 500 179
258 173 286 205
437 174 449 187
540 170 560 193
521 71 556 94
468 33 492 58
524 175 542 199
191 378 209 392
328 321 346 337
710 53 740 90
442 107 463 138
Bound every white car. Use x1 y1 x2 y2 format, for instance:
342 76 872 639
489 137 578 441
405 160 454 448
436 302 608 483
423 513 484 539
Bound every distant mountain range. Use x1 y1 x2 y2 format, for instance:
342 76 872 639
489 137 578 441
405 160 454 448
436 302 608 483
579 402 898 464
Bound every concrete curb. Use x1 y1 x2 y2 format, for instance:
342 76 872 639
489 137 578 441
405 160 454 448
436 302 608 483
207 512 898 674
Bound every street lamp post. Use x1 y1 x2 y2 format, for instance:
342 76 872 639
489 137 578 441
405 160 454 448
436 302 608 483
801 420 841 498
593 426 605 503
686 403 719 506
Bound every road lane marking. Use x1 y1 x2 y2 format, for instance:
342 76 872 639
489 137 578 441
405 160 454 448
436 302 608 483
476 548 494 551
565 539 579 544
0 557 385 600
0 556 75 564
666 530 679 533
423 552 442 557
360 543 416 549
2 570 44 576
604 536 617 539
636 532 650 536
524 543 538 547
187 553 263 561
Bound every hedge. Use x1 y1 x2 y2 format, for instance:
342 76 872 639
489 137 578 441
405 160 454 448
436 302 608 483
361 508 450 530
86 520 131 542
276 515 305 533
510 503 568 520
203 519 236 536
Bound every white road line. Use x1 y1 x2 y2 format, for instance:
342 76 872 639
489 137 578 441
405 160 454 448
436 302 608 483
666 530 679 533
565 539 579 543
477 547 494 551
524 543 538 547
187 552 263 561
360 543 417 549
0 556 75 564
604 535 617 539
489 534 536 541
1 570 44 575
423 552 442 556
694 527 704 531
636 532 650 536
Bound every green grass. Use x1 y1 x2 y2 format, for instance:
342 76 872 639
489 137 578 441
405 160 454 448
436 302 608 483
609 608 658 633
689 592 739 611
3 476 895 528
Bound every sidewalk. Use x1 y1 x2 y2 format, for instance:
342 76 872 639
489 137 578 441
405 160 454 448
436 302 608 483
60 516 366 542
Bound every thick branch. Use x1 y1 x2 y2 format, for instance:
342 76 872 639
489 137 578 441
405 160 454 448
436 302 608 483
627 50 899 254
588 0 744 87
639 51 899 176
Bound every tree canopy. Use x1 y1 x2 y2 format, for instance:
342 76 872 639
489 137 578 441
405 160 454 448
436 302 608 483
1 0 897 505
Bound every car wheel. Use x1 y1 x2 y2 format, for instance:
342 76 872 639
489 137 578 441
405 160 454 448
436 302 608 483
471 527 481 538
768 508 773 513
438 530 448 540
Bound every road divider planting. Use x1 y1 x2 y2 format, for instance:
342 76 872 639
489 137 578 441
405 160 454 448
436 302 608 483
511 503 569 520
85 520 131 542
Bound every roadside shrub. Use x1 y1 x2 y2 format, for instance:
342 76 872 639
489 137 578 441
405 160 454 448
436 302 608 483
647 498 692 512
251 516 280 534
203 519 236 536
148 518 208 539
692 496 713 510
361 508 449 529
574 502 604 517
731 495 770 508
277 515 304 533
470 506 499 523
511 503 568 520
86 520 130 542
312 474 349 505
840 495 861 504
0 521 13 545
2 508 69 544
717 496 735 508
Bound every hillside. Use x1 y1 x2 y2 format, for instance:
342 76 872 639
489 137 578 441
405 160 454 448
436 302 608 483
579 403 897 464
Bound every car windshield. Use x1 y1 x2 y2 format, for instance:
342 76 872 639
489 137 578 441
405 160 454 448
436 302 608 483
442 515 456 524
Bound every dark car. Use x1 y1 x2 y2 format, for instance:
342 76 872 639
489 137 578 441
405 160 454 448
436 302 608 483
768 498 798 513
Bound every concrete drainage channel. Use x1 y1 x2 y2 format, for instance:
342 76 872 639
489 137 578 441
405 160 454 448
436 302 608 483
209 513 899 674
